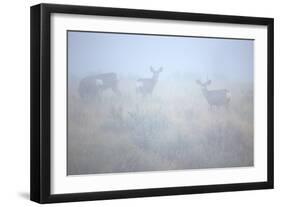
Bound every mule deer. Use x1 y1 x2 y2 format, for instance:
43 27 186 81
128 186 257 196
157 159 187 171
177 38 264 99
196 79 231 108
136 66 163 96
79 72 120 102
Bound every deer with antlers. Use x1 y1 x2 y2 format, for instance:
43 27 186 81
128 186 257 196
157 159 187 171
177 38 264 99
136 66 163 96
196 79 231 109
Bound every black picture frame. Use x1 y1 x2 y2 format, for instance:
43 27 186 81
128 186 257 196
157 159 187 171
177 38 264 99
30 3 274 204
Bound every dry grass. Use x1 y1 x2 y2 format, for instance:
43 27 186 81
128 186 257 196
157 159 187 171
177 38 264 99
67 80 253 175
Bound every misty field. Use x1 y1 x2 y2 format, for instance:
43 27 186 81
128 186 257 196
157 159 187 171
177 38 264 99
67 79 253 175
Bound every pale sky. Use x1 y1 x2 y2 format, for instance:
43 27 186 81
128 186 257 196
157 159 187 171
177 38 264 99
68 31 253 83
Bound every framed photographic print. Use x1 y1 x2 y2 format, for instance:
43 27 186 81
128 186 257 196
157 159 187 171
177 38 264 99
30 3 274 203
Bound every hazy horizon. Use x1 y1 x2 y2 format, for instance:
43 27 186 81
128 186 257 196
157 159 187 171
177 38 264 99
68 31 253 84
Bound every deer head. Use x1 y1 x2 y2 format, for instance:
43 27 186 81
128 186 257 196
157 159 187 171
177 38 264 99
150 66 163 80
196 79 231 108
196 79 212 89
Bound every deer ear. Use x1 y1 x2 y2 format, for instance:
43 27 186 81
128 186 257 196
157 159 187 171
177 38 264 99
158 67 163 72
150 66 155 73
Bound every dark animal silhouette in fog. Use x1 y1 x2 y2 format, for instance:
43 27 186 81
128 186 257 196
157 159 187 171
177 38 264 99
79 73 120 101
136 66 163 96
196 79 231 108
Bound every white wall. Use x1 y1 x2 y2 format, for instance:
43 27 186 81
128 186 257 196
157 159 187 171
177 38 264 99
0 0 279 206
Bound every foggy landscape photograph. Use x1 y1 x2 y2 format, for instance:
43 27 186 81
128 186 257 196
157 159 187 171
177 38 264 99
67 31 254 175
